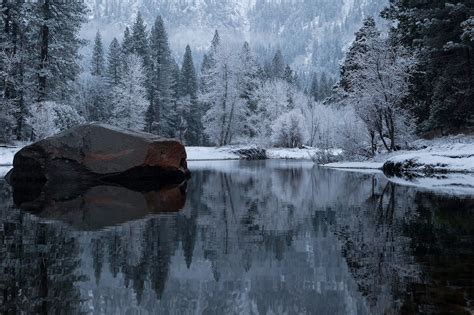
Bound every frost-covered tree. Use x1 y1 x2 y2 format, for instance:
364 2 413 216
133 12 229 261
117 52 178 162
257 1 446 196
28 101 84 140
91 31 105 76
53 102 86 131
341 19 416 153
271 109 308 148
200 36 247 146
1 0 86 140
110 55 148 130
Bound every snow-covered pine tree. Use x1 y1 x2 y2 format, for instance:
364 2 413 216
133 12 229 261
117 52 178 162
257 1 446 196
179 45 200 145
237 42 261 139
29 0 87 103
147 15 176 137
309 73 319 101
340 17 380 93
106 38 122 86
271 49 285 80
383 1 474 133
86 30 109 122
131 12 150 68
0 0 25 141
122 27 133 56
91 31 105 76
110 54 148 130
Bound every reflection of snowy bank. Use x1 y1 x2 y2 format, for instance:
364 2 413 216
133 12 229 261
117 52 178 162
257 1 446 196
385 173 474 196
322 161 383 170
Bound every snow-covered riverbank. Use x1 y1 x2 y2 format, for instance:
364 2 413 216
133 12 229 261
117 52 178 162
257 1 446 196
187 146 325 161
323 136 474 174
322 136 474 196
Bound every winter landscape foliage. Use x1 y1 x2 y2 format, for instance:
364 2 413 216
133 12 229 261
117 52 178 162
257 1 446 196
0 1 473 158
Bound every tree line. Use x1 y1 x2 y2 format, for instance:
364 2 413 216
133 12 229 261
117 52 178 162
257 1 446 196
1 1 472 155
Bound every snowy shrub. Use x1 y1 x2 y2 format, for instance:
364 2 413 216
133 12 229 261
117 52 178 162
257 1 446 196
53 103 86 131
271 109 308 148
28 102 84 140
28 103 60 140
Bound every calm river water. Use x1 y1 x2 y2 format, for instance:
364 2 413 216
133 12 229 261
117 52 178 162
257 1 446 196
0 160 473 314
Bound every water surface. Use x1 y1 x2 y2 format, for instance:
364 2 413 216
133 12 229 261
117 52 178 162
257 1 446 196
0 160 473 314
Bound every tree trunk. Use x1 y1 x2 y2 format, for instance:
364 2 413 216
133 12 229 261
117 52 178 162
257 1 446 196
219 65 228 146
38 0 50 102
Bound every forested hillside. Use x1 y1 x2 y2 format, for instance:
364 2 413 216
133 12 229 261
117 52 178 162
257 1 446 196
82 0 388 77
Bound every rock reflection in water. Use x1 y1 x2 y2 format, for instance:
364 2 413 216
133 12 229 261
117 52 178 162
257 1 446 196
9 177 187 230
0 160 473 314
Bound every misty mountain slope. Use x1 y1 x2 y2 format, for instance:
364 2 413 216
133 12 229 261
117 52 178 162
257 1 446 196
83 0 388 76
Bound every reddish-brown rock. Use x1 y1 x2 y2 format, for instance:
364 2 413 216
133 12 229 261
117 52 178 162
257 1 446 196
7 123 190 184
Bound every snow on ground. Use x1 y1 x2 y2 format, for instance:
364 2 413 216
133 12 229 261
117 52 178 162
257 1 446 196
266 148 317 160
0 146 21 167
187 146 327 161
186 147 240 161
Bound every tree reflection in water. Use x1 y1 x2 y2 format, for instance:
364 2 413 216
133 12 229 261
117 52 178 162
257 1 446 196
0 160 472 314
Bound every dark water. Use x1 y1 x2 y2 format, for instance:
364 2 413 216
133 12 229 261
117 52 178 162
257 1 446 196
0 160 473 314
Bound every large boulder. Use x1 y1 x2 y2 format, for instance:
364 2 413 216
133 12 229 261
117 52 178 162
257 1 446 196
7 123 190 185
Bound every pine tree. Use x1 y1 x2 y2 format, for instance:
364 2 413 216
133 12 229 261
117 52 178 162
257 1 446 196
210 30 220 56
340 17 380 93
0 1 25 140
122 27 133 56
30 0 88 102
91 31 105 76
0 0 87 140
383 1 474 133
310 73 319 101
237 42 260 138
283 65 295 84
131 11 150 68
319 72 330 101
179 45 200 145
271 49 285 79
106 38 122 86
147 15 175 137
